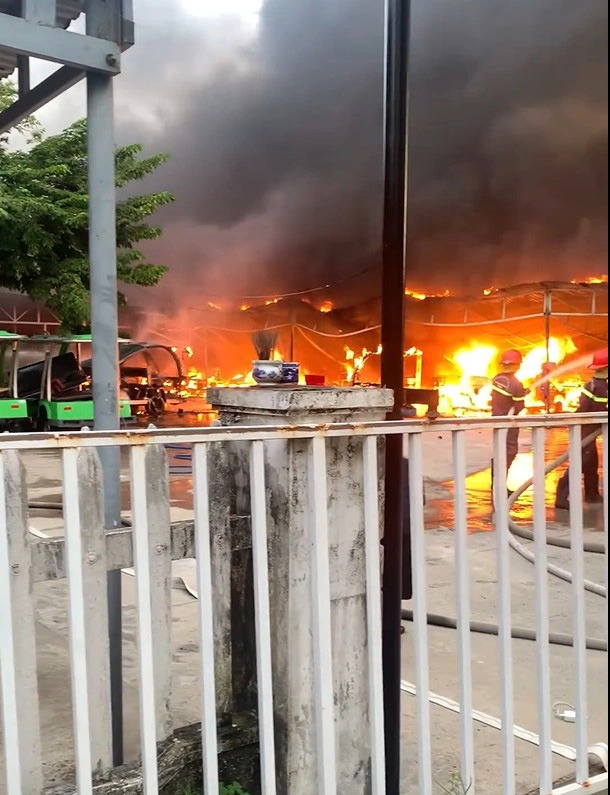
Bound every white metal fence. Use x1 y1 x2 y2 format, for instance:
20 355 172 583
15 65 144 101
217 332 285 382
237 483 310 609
0 413 607 794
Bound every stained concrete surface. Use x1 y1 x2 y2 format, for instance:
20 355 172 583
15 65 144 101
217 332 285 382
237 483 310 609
1 424 606 793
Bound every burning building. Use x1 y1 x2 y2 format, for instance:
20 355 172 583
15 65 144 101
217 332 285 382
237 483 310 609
127 277 607 415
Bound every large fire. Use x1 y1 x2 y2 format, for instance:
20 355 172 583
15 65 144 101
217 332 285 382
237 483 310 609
438 337 580 415
158 257 603 422
172 334 585 417
515 337 576 383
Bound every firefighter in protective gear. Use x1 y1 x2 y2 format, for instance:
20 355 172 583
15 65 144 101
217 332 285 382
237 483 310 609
555 350 608 510
491 349 527 472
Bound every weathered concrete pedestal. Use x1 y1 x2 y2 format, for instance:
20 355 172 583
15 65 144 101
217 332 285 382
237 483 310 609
207 387 393 795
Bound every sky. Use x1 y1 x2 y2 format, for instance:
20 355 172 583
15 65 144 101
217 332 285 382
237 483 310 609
27 0 609 307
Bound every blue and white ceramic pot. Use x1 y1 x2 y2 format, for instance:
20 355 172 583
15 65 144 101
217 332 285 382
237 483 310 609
252 360 283 384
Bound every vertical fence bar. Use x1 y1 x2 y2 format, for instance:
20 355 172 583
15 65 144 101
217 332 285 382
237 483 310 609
143 446 173 741
192 443 220 794
452 431 475 792
307 436 337 793
532 427 552 792
0 452 25 794
603 424 608 651
77 448 112 775
492 428 515 795
207 442 233 721
568 426 588 783
249 441 277 795
362 436 386 794
409 433 433 794
62 448 93 795
129 446 159 793
0 449 42 794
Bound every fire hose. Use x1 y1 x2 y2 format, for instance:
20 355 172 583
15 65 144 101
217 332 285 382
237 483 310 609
401 427 607 649
505 428 606 598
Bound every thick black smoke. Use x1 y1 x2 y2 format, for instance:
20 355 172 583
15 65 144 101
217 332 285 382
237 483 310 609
114 0 608 304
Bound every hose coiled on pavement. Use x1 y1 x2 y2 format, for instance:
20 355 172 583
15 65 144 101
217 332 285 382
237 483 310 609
402 425 607 645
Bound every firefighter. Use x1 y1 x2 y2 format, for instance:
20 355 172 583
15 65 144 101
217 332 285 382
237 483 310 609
555 349 608 510
491 349 527 476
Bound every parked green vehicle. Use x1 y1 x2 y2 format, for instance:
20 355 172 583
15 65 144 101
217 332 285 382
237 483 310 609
0 331 29 430
17 334 132 430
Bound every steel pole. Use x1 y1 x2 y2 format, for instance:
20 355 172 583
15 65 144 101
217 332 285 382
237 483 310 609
381 0 411 792
87 71 124 766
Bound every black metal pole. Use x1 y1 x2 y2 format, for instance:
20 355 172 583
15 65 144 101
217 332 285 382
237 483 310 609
381 0 411 792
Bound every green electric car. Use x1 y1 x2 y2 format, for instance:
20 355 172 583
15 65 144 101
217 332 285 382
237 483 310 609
0 331 29 430
17 334 132 430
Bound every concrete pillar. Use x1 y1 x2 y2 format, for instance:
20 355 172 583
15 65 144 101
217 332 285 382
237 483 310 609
207 386 393 795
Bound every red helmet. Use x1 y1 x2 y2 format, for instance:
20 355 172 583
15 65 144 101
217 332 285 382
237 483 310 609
501 349 522 366
589 349 608 370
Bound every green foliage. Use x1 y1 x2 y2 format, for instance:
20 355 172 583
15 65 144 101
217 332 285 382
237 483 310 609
180 783 250 795
0 80 43 143
438 773 472 795
220 785 250 795
0 94 173 331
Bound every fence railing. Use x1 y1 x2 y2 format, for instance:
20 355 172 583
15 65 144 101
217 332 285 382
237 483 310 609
0 412 607 794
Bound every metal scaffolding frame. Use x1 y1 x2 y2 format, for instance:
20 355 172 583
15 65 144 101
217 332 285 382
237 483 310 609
1 0 134 766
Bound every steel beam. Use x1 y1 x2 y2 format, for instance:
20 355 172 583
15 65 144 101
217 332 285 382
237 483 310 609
17 56 30 98
0 13 121 74
122 0 135 46
87 71 124 766
84 0 126 767
0 66 84 135
86 0 122 43
22 0 56 25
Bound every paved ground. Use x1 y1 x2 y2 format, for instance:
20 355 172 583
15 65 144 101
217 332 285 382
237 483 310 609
1 422 606 793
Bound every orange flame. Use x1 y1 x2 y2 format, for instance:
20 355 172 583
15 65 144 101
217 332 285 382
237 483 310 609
437 337 579 415
516 337 577 385
572 274 608 285
344 344 381 383
405 288 451 301
319 300 334 313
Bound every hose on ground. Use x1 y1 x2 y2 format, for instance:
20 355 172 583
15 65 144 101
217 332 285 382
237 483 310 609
507 429 604 554
504 428 606 598
402 426 607 642
400 609 607 652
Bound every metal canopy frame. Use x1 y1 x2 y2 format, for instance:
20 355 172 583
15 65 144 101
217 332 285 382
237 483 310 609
0 0 134 133
1 0 133 768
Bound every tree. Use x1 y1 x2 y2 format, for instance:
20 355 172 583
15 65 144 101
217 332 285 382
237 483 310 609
0 80 173 330
0 81 43 144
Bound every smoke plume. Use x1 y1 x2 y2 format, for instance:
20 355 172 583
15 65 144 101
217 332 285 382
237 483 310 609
111 0 607 305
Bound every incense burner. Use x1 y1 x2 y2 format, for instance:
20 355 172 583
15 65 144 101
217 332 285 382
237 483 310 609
252 360 283 384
